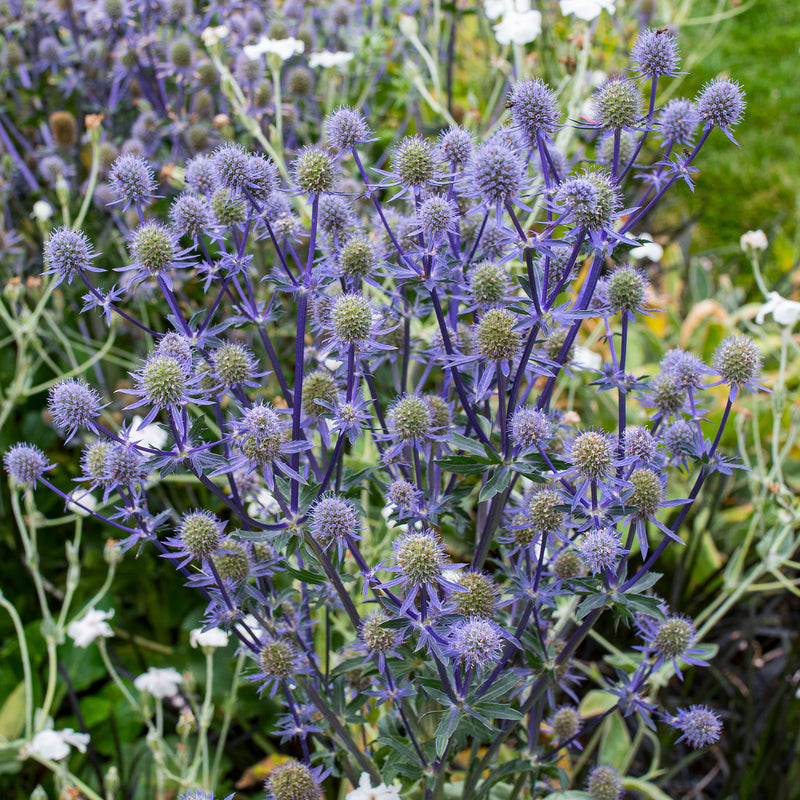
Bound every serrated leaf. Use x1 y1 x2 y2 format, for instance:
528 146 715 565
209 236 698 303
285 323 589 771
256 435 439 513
479 467 512 502
435 708 461 757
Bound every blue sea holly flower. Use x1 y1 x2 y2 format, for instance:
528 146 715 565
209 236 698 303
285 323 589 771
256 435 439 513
668 705 723 749
4 443 53 489
42 227 102 287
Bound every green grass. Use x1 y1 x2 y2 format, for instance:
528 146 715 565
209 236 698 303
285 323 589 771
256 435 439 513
668 0 800 254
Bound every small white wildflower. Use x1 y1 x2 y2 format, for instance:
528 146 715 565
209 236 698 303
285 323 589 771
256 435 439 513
134 667 183 699
740 229 768 251
559 0 615 20
247 487 281 517
346 773 402 800
572 347 602 370
629 233 664 263
190 627 229 649
33 200 54 222
756 292 800 327
67 608 114 647
309 51 354 69
26 729 90 761
200 25 229 46
67 489 98 517
244 36 304 61
128 415 168 450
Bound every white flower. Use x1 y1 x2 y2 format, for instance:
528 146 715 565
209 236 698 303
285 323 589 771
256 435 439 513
346 773 402 800
756 292 800 327
240 614 264 639
484 0 507 19
247 487 281 518
244 36 304 62
67 608 114 648
493 9 542 45
67 489 98 517
308 50 354 69
129 415 168 450
190 627 229 649
559 0 615 20
740 229 768 252
33 200 54 221
572 347 602 370
134 667 183 699
27 729 90 761
629 233 664 263
200 25 229 46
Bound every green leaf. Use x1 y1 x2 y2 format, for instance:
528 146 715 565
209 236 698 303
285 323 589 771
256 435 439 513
598 711 631 769
284 565 328 585
479 466 512 502
450 433 497 459
435 707 461 757
578 690 618 718
0 682 26 739
623 777 672 800
435 457 493 475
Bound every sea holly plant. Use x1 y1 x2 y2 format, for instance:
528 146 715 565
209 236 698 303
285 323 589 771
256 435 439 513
3 28 757 800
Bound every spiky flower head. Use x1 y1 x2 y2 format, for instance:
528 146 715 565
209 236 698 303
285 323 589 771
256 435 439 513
265 758 321 800
178 510 223 560
471 142 526 206
555 170 620 231
652 614 695 659
48 378 102 439
130 222 179 277
388 394 434 442
81 440 113 484
135 354 187 408
288 65 312 95
49 110 78 147
329 294 375 346
469 261 509 306
394 528 448 586
324 106 372 152
571 431 614 480
388 478 417 510
310 493 358 546
338 235 377 278
551 706 582 741
169 193 213 239
594 76 642 129
509 513 538 548
660 348 706 390
657 98 698 144
212 537 250 582
607 265 647 313
211 187 246 227
291 146 335 195
623 425 657 463
236 403 284 465
586 765 624 800
108 153 158 209
4 443 52 487
711 335 761 391
424 394 452 430
212 342 257 388
392 135 438 188
259 638 300 681
246 154 280 201
448 617 504 669
476 308 521 362
438 125 474 166
508 78 560 144
155 332 193 371
302 370 338 417
671 705 723 749
43 227 95 285
664 419 696 455
696 78 746 131
212 143 251 192
553 549 586 580
102 444 146 487
169 37 192 68
628 468 664 519
527 488 563 534
417 194 457 238
185 154 217 195
631 28 680 77
360 611 398 654
318 195 355 237
650 372 686 417
579 528 625 574
453 572 500 618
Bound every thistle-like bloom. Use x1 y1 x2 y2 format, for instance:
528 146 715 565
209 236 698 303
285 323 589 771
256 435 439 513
637 612 709 678
570 430 615 482
185 154 218 195
606 265 649 317
657 98 698 144
42 227 101 287
554 171 621 234
265 758 324 800
711 335 763 397
469 261 509 307
696 77 746 138
389 135 440 191
438 125 474 166
475 308 521 363
508 78 560 145
309 492 360 556
255 636 305 697
593 76 642 129
126 222 190 290
167 510 225 567
447 617 505 671
387 393 435 444
469 141 527 210
550 705 582 742
452 572 500 619
127 353 193 426
4 443 53 488
631 28 680 78
108 153 158 209
622 425 658 465
324 106 373 153
48 378 104 441
291 146 336 195
660 348 708 391
511 406 552 452
669 705 723 749
359 610 401 669
586 764 624 800
338 235 378 279
169 193 213 240
378 528 461 613
578 528 626 574
416 194 458 239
